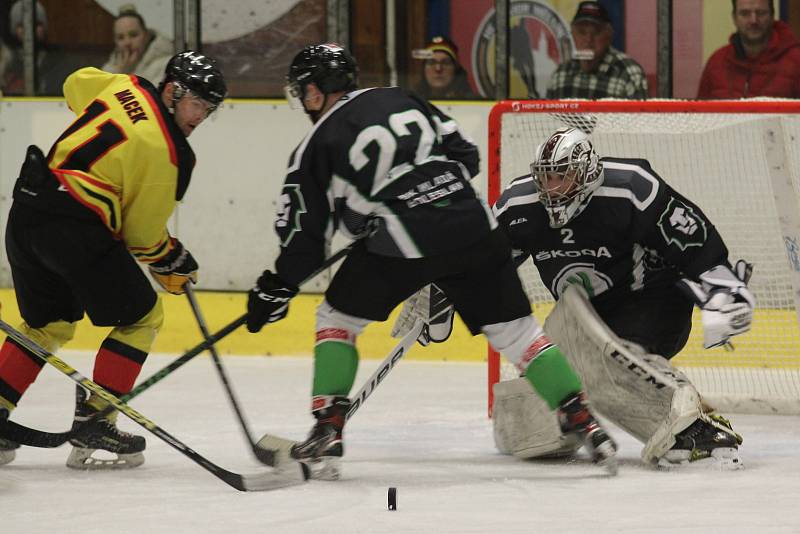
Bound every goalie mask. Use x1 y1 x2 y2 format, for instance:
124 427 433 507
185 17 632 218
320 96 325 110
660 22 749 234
531 127 603 228
285 43 359 111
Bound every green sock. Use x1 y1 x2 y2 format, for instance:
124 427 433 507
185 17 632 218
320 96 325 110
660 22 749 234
524 346 582 410
312 341 359 397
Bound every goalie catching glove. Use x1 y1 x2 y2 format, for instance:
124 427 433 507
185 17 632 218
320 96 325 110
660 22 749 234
246 270 298 333
391 284 455 346
148 239 198 294
678 260 754 349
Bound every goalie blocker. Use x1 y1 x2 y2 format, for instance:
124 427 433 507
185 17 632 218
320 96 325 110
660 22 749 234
492 285 742 469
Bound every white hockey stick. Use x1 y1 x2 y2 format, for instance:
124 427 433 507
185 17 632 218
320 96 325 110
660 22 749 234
256 319 425 467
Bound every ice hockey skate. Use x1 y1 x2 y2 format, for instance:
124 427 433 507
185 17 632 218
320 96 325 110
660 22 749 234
290 396 350 481
657 414 743 470
66 388 145 470
0 407 20 466
558 393 618 475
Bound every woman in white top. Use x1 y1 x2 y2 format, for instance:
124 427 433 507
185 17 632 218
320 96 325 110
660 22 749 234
102 4 173 84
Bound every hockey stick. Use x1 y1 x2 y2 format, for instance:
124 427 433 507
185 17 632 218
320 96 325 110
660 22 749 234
0 317 309 491
1 242 356 448
255 319 425 467
184 284 273 465
0 314 247 448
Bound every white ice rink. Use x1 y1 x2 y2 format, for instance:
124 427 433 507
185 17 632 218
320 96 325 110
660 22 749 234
2 352 799 534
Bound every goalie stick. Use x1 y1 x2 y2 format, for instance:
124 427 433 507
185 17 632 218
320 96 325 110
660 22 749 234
255 318 426 468
0 241 357 449
0 317 309 491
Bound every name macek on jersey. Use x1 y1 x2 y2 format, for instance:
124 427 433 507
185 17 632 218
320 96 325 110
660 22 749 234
114 89 148 124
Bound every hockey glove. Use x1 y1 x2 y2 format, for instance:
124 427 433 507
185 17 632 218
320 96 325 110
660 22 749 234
148 239 198 295
678 260 755 349
246 270 298 333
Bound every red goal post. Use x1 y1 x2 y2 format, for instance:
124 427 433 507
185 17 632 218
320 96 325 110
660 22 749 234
487 99 800 417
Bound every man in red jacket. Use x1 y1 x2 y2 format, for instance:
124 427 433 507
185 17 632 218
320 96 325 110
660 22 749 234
697 0 800 99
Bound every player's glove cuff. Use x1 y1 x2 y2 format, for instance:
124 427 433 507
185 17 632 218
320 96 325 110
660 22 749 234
148 239 198 295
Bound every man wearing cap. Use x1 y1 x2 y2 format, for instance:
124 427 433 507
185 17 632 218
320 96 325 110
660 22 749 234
546 1 648 99
414 36 476 99
697 0 800 99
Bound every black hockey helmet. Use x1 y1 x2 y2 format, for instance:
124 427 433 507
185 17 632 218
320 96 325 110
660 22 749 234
286 43 358 101
160 51 227 110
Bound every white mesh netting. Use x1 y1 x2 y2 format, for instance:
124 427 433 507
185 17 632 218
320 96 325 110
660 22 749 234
490 103 800 414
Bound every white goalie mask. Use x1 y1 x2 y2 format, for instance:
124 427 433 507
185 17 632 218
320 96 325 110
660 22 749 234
530 127 603 228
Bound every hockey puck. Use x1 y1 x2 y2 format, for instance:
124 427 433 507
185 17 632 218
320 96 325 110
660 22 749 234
388 487 397 510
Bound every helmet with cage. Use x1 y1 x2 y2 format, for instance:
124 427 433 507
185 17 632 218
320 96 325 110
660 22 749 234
160 51 227 114
530 127 603 228
285 43 358 107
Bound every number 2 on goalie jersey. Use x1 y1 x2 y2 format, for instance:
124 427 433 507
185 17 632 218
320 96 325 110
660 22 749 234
54 100 127 172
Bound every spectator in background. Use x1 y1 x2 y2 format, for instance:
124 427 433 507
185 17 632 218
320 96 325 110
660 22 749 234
697 0 800 99
413 36 477 99
102 4 172 84
546 1 647 99
3 0 78 95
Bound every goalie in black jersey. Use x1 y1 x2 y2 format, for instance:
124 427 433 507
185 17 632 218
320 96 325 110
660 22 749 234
245 44 617 479
491 127 752 469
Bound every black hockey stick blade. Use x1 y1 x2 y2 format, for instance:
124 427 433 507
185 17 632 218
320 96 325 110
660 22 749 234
0 318 308 491
0 418 71 448
0 315 248 449
254 319 425 468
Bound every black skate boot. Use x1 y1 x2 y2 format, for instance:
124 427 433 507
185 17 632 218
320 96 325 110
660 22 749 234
0 407 20 466
659 414 742 470
67 387 145 470
558 393 618 475
290 395 350 480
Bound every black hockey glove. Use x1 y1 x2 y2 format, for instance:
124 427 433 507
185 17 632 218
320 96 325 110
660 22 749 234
247 270 298 333
148 239 198 295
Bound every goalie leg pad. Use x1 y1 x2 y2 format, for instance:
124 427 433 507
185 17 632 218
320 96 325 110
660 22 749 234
544 286 703 455
492 378 581 459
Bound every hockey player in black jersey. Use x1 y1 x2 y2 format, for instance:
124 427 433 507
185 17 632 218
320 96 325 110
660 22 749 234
491 127 752 469
245 44 617 478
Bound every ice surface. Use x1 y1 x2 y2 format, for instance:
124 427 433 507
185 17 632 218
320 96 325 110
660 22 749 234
2 352 799 534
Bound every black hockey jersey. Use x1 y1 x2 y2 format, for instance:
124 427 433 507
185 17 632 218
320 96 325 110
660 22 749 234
493 157 729 307
274 87 496 286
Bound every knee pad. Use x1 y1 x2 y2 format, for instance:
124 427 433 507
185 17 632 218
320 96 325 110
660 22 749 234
107 298 164 354
20 320 76 353
482 315 544 371
315 300 371 336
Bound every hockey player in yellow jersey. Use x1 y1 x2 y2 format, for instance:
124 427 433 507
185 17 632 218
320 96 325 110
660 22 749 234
0 51 226 469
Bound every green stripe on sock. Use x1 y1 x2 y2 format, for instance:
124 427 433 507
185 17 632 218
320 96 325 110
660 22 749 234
312 341 359 397
524 345 582 410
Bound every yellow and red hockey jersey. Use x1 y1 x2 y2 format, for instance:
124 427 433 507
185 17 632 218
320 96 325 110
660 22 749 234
47 67 195 263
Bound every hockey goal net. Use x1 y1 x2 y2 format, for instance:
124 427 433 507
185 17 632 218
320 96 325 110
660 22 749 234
487 100 800 416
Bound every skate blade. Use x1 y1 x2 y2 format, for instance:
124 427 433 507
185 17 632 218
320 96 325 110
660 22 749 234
255 433 297 468
657 447 743 471
592 442 619 476
0 449 16 466
303 457 341 481
66 447 145 470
